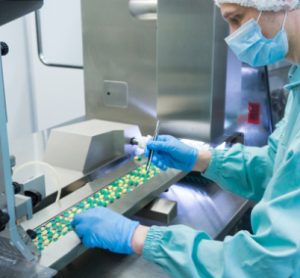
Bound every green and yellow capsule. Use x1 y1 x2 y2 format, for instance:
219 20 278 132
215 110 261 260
41 229 48 236
43 239 50 246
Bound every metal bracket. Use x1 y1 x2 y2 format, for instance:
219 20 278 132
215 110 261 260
136 197 177 224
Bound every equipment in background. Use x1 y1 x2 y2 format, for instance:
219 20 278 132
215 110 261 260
267 62 291 129
82 0 229 143
82 0 272 146
0 0 43 26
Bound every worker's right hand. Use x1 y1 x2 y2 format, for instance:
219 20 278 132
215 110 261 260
145 135 198 171
71 207 139 254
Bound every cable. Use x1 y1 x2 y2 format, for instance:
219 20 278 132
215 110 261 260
13 161 62 203
264 66 274 133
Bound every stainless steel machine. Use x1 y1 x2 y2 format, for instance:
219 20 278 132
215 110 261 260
83 0 229 143
0 0 275 277
82 0 271 145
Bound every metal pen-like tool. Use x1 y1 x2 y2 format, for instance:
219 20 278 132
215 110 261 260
146 120 160 173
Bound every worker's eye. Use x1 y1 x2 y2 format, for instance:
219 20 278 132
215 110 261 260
228 16 240 27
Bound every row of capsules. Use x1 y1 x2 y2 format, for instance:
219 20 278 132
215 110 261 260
33 159 159 251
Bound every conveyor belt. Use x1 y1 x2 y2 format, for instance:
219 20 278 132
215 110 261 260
33 157 159 251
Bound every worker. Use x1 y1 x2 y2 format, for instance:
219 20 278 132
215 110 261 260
72 0 300 276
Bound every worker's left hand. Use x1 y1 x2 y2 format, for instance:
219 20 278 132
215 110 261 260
71 207 139 254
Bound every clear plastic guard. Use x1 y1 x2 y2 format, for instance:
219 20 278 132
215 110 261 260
0 255 57 278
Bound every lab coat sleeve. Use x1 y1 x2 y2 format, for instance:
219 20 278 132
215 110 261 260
202 118 286 202
143 151 300 277
202 93 293 202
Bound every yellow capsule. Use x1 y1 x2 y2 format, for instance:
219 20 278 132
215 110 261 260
41 230 47 236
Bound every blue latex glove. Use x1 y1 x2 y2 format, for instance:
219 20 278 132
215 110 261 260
71 207 139 254
145 135 198 171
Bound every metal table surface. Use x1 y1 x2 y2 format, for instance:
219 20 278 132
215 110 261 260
55 178 249 278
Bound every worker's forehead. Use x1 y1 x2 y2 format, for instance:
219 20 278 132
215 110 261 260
220 3 254 19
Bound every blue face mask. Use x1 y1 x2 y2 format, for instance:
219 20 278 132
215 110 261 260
225 12 289 67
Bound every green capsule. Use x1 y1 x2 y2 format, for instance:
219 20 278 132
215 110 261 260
101 189 108 195
78 202 85 208
89 203 96 209
37 240 44 246
93 200 101 207
87 197 94 203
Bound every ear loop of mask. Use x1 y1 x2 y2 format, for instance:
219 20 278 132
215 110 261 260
257 10 288 30
282 11 288 30
257 11 263 23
